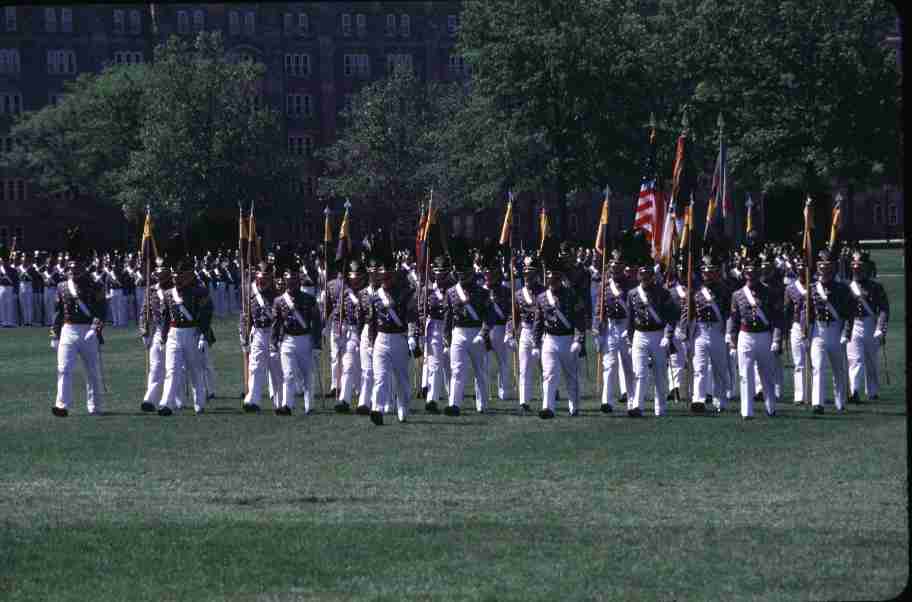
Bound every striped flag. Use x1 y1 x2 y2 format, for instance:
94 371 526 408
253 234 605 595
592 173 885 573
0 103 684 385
594 186 610 252
140 208 158 261
498 191 514 246
634 177 658 239
323 208 332 244
538 204 548 253
336 202 351 261
828 194 842 249
669 134 686 209
712 139 731 219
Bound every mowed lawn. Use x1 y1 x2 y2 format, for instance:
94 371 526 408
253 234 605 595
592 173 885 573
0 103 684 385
0 250 906 601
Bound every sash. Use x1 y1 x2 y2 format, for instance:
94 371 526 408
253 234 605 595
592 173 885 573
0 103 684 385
546 290 572 330
794 281 806 297
609 279 627 314
282 292 308 329
170 288 196 322
156 287 165 303
522 287 533 305
675 284 686 299
816 282 842 321
254 288 273 319
67 279 93 319
377 288 403 328
486 287 505 320
636 285 662 324
455 283 480 321
849 281 875 317
741 286 769 326
701 287 722 322
434 287 444 301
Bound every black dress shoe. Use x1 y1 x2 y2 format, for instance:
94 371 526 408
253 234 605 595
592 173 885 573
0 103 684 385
425 401 439 414
812 406 824 415
520 403 531 413
627 408 643 418
538 408 555 419
51 406 68 417
568 409 579 417
765 410 777 417
600 403 613 413
207 393 216 400
690 402 706 414
325 388 337 399
618 393 628 405
848 392 860 404
275 406 292 416
754 391 765 403
443 405 460 417
140 402 156 413
355 405 371 415
242 403 261 414
157 407 173 416
421 386 429 398
334 402 351 413
870 395 880 400
667 387 679 402
369 410 384 426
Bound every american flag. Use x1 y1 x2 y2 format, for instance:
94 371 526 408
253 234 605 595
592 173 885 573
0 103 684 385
634 120 664 258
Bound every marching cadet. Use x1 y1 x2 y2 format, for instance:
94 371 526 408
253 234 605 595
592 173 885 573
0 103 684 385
783 255 811 404
481 251 514 402
726 252 782 419
367 253 419 425
506 257 544 413
240 262 283 413
133 256 147 328
16 252 34 326
846 250 889 403
272 262 322 415
807 250 855 414
443 246 494 416
139 263 174 412
332 258 368 413
593 248 634 413
533 255 587 419
423 255 451 413
355 257 382 415
323 260 346 400
689 248 733 413
157 257 215 416
50 241 107 417
665 256 688 404
752 251 785 402
105 258 128 327
626 242 678 417
30 252 45 326
123 255 137 324
0 248 20 327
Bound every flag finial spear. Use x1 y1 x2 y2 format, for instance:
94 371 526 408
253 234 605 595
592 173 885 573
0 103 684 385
324 205 330 216
745 193 753 209
835 191 843 204
717 112 724 132
604 184 612 199
648 111 656 130
344 198 352 211
680 105 690 135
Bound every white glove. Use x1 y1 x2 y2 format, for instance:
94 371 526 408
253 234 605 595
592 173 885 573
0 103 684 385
620 330 629 340
593 337 602 354
50 338 58 350
84 329 96 342
143 336 151 350
725 334 734 349
770 342 780 354
241 344 250 354
660 337 670 349
408 337 417 353
531 348 541 359
570 342 582 354
346 339 359 355
839 336 848 346
504 336 516 350
873 330 884 342
198 337 207 352
675 329 687 342
472 335 484 346
443 346 450 355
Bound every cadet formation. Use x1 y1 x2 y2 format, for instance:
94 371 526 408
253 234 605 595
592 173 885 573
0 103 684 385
0 219 891 424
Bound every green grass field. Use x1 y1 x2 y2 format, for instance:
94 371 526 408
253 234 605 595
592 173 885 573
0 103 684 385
1 250 907 601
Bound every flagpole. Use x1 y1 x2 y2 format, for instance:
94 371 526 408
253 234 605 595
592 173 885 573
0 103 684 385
684 197 695 405
596 187 611 402
420 190 434 396
143 205 152 383
803 196 813 409
501 192 519 403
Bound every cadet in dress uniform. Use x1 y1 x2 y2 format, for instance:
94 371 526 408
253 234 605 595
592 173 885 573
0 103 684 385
272 263 322 415
367 254 419 425
323 262 346 400
30 253 45 326
533 260 587 419
726 254 782 418
783 255 811 404
593 248 634 413
355 258 382 415
807 250 855 414
16 253 34 326
443 247 495 416
506 257 544 413
688 249 733 412
50 245 107 416
753 252 785 402
626 248 678 417
157 258 215 416
240 263 283 412
846 251 889 403
480 253 514 401
106 260 128 327
664 258 688 404
422 255 452 414
139 264 174 412
42 256 60 326
332 258 368 413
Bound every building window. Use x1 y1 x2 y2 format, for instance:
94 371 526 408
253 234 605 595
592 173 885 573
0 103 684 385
0 226 6 247
0 49 20 74
298 13 309 35
448 54 466 75
386 14 396 36
399 14 410 37
113 9 125 34
227 11 238 35
342 93 354 113
356 13 366 37
114 51 143 65
387 53 413 74
447 14 458 36
873 204 883 225
888 203 898 226
286 94 312 118
283 12 293 35
341 13 351 36
463 214 474 238
45 8 57 33
0 178 26 202
568 214 579 235
61 8 72 32
5 7 16 32
192 9 204 32
129 10 141 34
49 93 66 105
0 136 18 153
47 50 77 75
344 54 370 78
287 135 314 157
285 53 311 77
0 93 21 114
177 10 189 34
452 216 462 235
243 12 255 35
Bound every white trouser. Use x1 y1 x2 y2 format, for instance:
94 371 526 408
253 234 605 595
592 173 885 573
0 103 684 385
811 321 847 409
847 315 880 399
109 290 126 327
0 286 17 326
18 289 33 325
228 284 239 313
371 332 411 420
134 287 146 324
789 323 809 403
667 336 687 391
599 318 633 407
542 334 580 413
245 327 283 408
448 326 488 411
358 324 373 408
337 325 361 404
517 325 538 406
33 289 45 326
329 324 343 391
143 328 166 405
692 322 730 406
280 334 314 410
484 324 512 400
55 323 104 412
631 330 669 415
44 288 57 326
160 327 207 412
736 331 777 417
425 319 448 402
207 284 218 317
726 346 738 400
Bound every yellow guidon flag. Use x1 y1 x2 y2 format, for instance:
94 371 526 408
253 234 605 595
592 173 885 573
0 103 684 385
499 191 514 247
141 208 159 260
323 207 333 244
828 194 842 248
594 186 610 252
538 204 549 253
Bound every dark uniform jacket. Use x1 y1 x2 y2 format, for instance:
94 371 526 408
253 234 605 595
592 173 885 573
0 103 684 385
506 283 545 339
272 290 322 350
783 278 812 331
726 284 783 347
482 282 513 327
239 286 278 343
808 279 854 341
51 276 107 341
593 277 632 331
139 285 167 337
0 263 19 290
690 280 733 326
532 285 586 347
160 285 215 344
368 284 418 344
846 277 889 335
326 282 365 335
443 282 494 347
625 283 678 341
